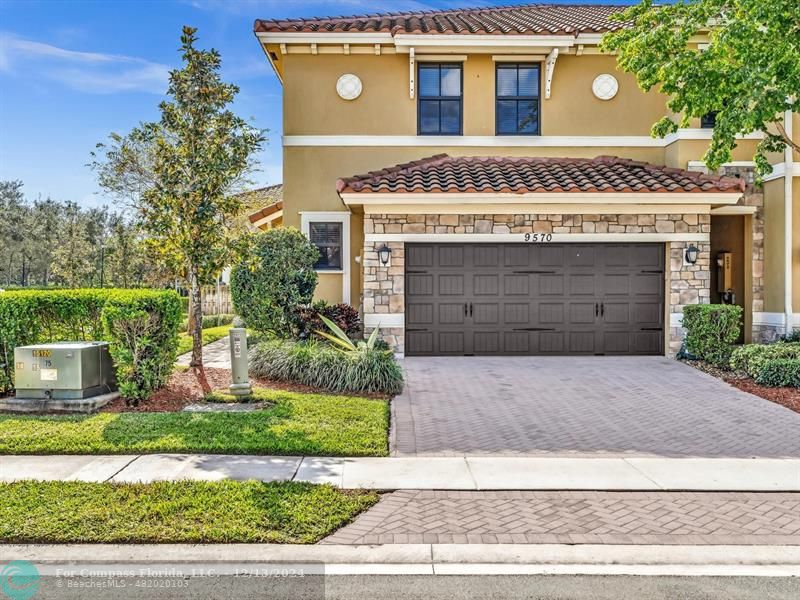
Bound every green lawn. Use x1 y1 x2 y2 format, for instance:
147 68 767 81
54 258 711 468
176 324 233 356
0 480 378 544
0 389 389 456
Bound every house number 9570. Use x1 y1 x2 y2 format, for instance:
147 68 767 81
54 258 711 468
523 233 553 243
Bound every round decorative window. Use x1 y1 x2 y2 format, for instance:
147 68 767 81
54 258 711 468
336 74 363 100
592 74 619 100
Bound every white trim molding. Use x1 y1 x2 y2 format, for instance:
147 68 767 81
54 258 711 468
300 211 351 304
753 312 800 328
364 313 405 328
366 233 710 243
761 162 800 182
283 131 763 148
710 206 757 215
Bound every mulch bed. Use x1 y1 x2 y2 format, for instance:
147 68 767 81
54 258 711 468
103 367 387 413
684 359 800 414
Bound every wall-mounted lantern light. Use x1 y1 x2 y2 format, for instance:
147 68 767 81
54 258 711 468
685 244 699 265
377 245 392 266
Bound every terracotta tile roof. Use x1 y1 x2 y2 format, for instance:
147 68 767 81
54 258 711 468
336 155 745 195
255 3 632 36
240 184 284 223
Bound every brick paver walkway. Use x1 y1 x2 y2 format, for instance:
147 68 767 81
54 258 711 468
391 356 800 457
177 336 231 368
323 490 800 545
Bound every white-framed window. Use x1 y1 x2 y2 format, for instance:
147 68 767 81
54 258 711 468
300 211 351 304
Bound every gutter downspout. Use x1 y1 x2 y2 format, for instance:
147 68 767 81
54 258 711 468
785 110 794 335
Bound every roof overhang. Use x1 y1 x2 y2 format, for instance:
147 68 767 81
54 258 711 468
340 192 743 206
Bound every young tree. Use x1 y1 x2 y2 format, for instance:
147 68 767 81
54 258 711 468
91 27 264 371
50 202 94 287
601 0 799 174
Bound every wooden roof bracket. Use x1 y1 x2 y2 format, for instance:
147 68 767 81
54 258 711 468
545 48 558 99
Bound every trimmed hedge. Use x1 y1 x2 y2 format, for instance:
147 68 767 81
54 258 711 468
730 342 800 380
754 359 800 388
250 339 403 396
0 289 182 402
682 304 742 366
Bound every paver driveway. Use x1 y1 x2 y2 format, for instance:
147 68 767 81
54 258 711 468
390 356 800 457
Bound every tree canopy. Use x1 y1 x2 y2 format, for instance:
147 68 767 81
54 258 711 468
601 0 800 175
91 26 265 368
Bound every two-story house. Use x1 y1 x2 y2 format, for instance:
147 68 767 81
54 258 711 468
253 3 799 357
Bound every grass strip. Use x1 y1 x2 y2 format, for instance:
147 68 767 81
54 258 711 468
176 324 233 356
0 389 389 456
0 480 377 544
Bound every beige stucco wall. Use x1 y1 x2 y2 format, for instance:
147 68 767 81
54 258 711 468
283 53 667 137
763 177 800 313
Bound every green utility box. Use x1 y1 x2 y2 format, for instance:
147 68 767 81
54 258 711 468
14 342 117 400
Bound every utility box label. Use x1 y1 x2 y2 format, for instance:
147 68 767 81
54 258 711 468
40 368 58 381
233 337 242 358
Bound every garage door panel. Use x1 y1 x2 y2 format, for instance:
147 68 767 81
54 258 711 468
504 274 530 295
439 303 466 324
474 245 499 267
438 274 465 295
407 303 434 325
505 303 530 324
405 243 664 356
539 331 565 353
407 274 433 296
473 303 499 324
473 274 499 295
569 302 596 324
539 274 564 295
407 245 434 268
539 303 564 324
569 274 597 295
504 331 530 353
439 245 465 267
439 332 466 354
474 331 500 353
569 331 598 354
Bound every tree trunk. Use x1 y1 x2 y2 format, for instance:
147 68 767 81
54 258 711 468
189 262 212 395
189 264 203 368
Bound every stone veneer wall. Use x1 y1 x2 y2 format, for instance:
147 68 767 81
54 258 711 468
362 213 712 355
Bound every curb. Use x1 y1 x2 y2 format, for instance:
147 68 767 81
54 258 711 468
3 544 800 577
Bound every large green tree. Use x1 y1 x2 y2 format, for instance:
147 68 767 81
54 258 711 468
601 0 799 174
50 202 94 287
91 27 264 370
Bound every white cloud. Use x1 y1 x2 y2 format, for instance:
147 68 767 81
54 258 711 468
0 32 170 94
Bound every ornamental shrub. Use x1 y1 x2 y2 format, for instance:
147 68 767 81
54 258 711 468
297 301 361 341
730 342 800 379
754 359 800 388
0 289 182 402
250 339 404 396
231 228 319 338
681 304 742 366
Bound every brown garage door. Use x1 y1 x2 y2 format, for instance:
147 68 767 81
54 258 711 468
405 243 665 356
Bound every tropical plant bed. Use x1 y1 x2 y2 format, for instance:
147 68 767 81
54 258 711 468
683 359 800 414
0 387 389 456
0 480 378 544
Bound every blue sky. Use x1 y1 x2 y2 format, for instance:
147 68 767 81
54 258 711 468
0 0 636 208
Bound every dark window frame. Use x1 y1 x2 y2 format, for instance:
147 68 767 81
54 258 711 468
700 112 717 129
417 62 464 136
309 221 343 271
495 63 541 136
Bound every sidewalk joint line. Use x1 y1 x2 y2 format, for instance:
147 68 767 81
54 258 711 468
622 458 666 490
464 457 479 490
104 454 142 482
289 456 305 482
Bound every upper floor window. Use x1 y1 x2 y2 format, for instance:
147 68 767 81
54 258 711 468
309 222 342 270
418 63 462 135
496 63 540 135
701 112 717 128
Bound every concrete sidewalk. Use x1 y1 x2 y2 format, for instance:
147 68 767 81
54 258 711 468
176 336 231 368
3 543 800 577
3 454 799 491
